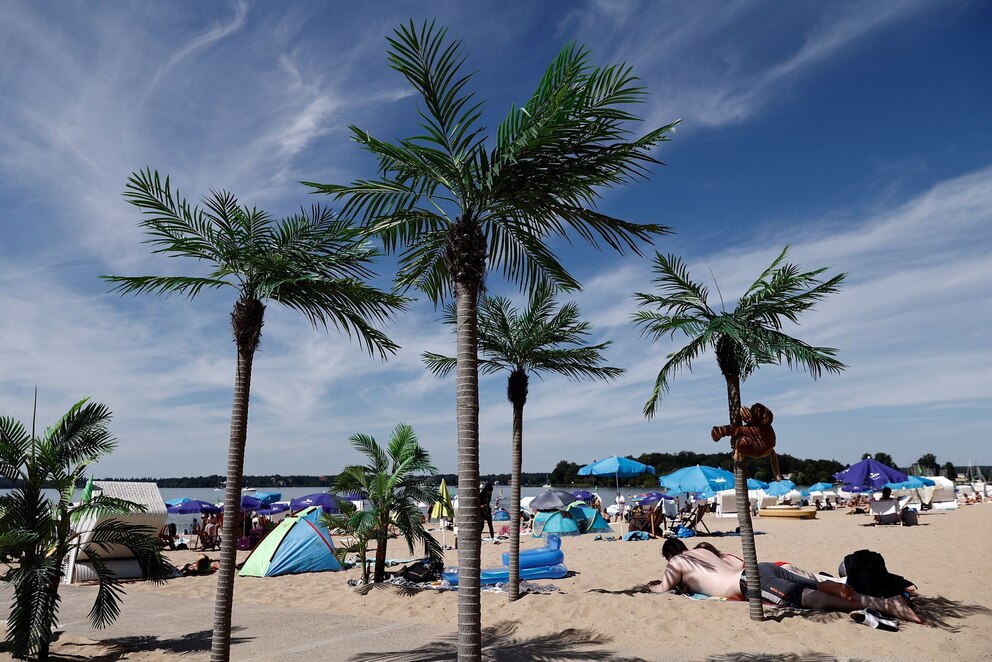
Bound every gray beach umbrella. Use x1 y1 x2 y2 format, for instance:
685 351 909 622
529 488 580 511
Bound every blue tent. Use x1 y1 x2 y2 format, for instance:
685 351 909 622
493 508 511 521
532 510 580 538
574 504 613 534
239 507 342 577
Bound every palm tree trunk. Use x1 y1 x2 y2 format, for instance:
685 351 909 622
507 379 525 601
374 536 388 582
454 278 482 661
211 298 263 662
726 375 764 621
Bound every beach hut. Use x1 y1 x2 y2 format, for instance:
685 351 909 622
239 506 342 577
63 481 168 584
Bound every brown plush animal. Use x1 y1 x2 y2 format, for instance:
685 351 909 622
711 402 781 481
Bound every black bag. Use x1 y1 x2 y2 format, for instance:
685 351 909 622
399 558 442 583
842 549 914 598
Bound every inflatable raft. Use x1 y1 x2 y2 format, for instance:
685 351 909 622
443 534 567 585
758 506 817 519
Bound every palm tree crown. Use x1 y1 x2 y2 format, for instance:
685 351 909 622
104 169 406 356
634 246 847 418
423 285 624 386
306 21 677 299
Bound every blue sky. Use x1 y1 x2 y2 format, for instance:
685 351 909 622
1 1 989 478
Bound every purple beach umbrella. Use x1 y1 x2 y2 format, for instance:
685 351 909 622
166 498 221 514
834 458 908 491
290 492 345 513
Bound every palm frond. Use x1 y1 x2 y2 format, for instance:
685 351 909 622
643 334 712 419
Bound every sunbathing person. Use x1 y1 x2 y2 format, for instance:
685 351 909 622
646 539 922 623
179 554 220 577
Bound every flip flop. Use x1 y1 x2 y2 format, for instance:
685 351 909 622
850 608 899 632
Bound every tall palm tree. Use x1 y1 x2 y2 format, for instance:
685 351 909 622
423 285 622 601
103 169 407 662
0 397 168 660
633 246 846 620
330 423 443 583
306 22 675 658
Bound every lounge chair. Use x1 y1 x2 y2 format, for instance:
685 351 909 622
678 503 710 534
869 496 910 525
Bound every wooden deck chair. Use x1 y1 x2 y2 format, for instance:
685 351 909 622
678 503 710 534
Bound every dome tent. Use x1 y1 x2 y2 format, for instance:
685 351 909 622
239 506 342 577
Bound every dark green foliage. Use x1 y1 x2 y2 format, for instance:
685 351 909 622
328 424 443 583
0 398 167 660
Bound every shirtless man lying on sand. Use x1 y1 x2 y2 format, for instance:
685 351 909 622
647 539 922 624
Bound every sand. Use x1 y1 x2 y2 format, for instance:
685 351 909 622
26 503 992 661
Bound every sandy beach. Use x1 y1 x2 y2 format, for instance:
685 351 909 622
23 503 992 661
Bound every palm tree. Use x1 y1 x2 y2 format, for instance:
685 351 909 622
331 424 442 583
0 397 168 660
423 285 622 601
633 246 846 620
103 169 407 662
306 22 675 658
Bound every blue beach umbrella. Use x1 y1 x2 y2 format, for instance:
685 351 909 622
808 481 834 493
746 478 769 490
885 475 935 490
253 491 282 504
221 495 267 512
834 458 908 491
658 465 734 497
764 480 796 497
578 456 657 485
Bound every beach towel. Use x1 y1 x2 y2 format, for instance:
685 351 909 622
623 530 651 541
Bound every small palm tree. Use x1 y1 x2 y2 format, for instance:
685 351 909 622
633 246 846 621
103 169 407 662
332 424 442 583
0 397 168 660
307 22 675 658
423 285 622 601
319 500 372 584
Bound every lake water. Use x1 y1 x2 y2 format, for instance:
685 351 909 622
3 485 653 534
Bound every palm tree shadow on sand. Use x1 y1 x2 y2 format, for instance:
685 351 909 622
703 654 870 662
19 626 254 661
347 620 648 661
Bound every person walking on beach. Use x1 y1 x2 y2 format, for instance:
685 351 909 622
480 481 495 539
645 539 922 624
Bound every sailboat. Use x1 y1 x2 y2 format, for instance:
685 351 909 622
542 474 551 489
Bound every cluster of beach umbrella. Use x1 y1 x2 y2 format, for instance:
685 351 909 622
164 491 359 517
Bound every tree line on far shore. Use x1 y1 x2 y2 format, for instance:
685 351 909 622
5 451 973 491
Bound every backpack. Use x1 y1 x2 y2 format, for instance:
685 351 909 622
842 549 914 598
399 558 443 583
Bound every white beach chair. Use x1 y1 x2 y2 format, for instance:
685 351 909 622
869 496 909 525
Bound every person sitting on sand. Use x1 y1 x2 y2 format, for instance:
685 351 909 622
180 554 219 577
872 487 903 524
645 539 922 624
